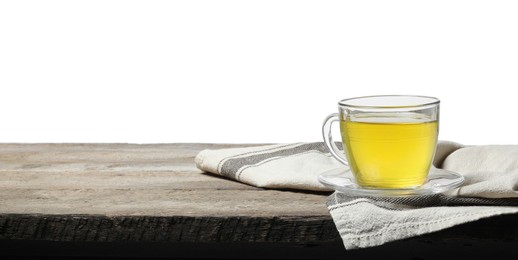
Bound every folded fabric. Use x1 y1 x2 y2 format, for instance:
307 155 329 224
195 142 341 191
194 141 518 249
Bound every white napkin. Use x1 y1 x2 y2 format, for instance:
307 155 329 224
195 143 341 191
194 141 518 249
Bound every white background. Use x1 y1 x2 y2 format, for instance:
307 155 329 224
1 1 517 144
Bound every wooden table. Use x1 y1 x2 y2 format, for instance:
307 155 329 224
1 143 517 259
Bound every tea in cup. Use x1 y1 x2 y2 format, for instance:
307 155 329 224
322 95 439 189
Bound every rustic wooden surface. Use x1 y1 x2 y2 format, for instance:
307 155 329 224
0 143 338 244
2 143 518 259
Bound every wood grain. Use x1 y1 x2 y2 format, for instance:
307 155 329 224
0 143 338 243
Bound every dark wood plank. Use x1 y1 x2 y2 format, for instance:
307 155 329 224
0 214 338 243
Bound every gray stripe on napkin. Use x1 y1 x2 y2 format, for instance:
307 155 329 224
216 143 298 175
327 192 518 210
219 142 342 179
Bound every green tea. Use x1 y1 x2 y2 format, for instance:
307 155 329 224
340 115 438 189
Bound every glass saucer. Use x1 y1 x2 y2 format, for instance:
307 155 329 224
318 167 464 197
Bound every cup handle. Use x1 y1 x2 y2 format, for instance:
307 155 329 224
322 113 349 165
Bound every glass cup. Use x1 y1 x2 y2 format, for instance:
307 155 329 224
322 95 440 189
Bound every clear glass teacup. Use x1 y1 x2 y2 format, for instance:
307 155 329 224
322 95 440 189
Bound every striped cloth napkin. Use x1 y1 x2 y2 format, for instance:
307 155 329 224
194 141 518 249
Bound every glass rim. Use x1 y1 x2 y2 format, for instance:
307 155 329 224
338 95 440 109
